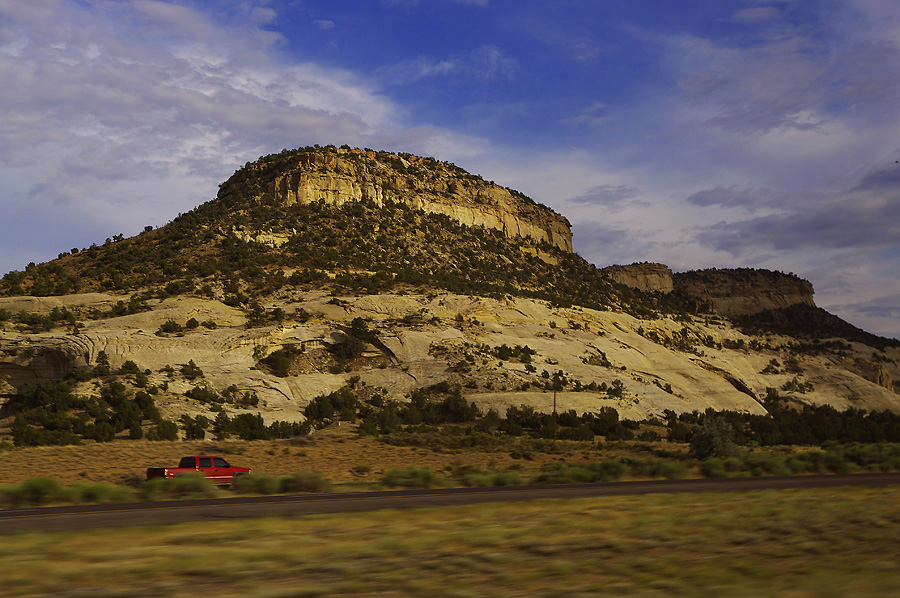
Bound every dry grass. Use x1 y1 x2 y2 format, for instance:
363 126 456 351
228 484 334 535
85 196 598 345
0 423 612 487
1 487 899 596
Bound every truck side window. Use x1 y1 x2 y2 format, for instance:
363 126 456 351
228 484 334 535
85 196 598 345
198 457 212 468
179 457 196 468
213 458 229 468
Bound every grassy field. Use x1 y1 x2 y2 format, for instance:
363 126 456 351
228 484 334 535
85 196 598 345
1 487 899 597
0 423 682 487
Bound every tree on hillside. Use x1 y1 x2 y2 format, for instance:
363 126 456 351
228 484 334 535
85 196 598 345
690 416 737 459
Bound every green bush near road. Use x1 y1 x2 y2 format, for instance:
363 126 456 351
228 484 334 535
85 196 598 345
0 478 133 508
138 474 220 501
280 471 334 494
381 466 446 489
233 471 333 495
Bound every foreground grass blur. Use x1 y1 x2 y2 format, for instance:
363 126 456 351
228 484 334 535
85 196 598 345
1 487 899 597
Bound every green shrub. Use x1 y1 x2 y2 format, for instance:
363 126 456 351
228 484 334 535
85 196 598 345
629 459 686 480
530 460 625 484
748 455 790 476
381 466 445 489
70 482 133 504
280 471 334 494
179 360 204 380
0 485 18 509
20 477 71 506
455 468 519 488
148 419 179 441
689 416 736 459
232 473 281 495
139 474 219 501
489 471 523 487
0 478 137 508
0 477 72 508
700 458 728 478
787 454 814 474
460 473 492 487
509 448 534 460
157 320 183 334
824 451 852 474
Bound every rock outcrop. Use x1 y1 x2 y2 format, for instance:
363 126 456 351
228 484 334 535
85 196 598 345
2 291 897 426
264 150 573 252
674 268 815 316
602 263 674 293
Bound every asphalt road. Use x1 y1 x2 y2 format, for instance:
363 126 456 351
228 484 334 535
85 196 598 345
2 473 899 535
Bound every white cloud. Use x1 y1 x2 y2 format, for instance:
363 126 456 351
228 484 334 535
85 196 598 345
384 0 488 6
251 7 278 25
380 45 516 84
561 101 608 127
382 55 459 83
729 7 781 23
568 185 640 208
0 0 483 274
471 45 517 79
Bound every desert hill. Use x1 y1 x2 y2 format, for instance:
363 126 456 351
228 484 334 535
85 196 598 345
0 145 898 445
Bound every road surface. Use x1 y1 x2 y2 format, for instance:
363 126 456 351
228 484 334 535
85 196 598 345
1 473 898 535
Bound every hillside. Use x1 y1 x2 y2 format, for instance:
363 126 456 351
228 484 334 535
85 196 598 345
0 146 898 446
0 146 670 318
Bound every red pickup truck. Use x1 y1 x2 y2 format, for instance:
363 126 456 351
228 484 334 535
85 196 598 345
146 456 251 486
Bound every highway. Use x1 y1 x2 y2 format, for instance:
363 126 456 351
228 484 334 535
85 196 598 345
2 473 899 535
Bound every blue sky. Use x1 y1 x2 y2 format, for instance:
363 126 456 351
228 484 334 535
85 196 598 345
1 0 899 339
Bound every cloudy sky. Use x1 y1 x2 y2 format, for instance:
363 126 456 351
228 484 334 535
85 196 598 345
2 0 899 339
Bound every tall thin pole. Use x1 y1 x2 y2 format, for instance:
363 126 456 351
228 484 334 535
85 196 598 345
553 379 558 442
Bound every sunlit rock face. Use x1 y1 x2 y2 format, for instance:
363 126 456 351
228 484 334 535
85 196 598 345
602 263 674 294
266 150 573 253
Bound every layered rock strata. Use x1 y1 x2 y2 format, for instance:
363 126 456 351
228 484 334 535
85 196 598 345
266 150 573 252
674 268 815 316
602 263 674 293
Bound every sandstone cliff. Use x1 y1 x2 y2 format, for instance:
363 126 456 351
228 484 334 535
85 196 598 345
674 268 815 316
261 149 573 252
602 263 674 293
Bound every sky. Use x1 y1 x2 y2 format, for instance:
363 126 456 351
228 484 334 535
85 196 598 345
1 0 899 339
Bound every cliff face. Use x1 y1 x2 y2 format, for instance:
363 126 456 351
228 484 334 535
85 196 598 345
602 263 674 293
674 269 815 316
265 150 573 252
596 264 817 318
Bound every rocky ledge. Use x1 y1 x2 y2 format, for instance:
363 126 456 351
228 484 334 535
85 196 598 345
261 149 573 252
674 268 815 316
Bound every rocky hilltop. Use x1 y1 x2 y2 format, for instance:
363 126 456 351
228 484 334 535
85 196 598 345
601 263 674 294
674 268 816 316
600 263 817 317
259 148 573 252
